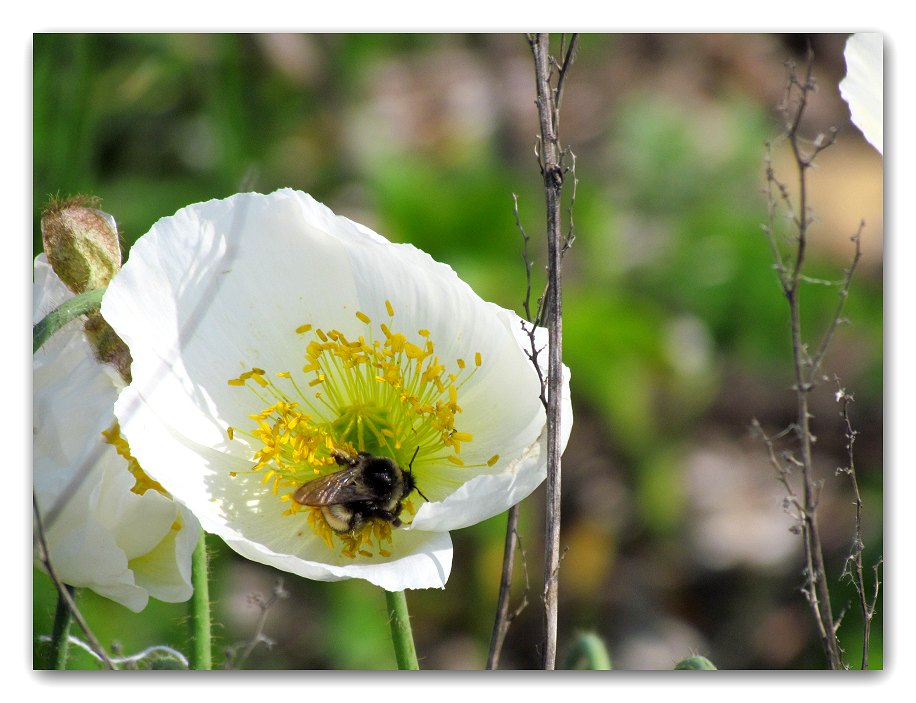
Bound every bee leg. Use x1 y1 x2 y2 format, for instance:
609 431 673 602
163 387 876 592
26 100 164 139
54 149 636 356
371 509 402 527
330 449 357 467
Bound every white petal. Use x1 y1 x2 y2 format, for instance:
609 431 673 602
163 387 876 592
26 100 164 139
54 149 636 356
34 259 197 609
839 32 883 154
94 462 180 560
34 257 123 513
114 383 451 588
102 191 364 457
128 505 198 603
40 463 149 613
411 354 572 531
33 254 75 323
342 241 547 467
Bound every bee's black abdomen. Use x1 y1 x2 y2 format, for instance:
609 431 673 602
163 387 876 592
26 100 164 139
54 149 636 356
296 451 421 535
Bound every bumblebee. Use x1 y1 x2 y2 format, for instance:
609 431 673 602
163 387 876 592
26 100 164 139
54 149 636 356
293 448 427 534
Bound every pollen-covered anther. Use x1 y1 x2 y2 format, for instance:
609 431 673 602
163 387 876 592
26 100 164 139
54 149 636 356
102 421 168 496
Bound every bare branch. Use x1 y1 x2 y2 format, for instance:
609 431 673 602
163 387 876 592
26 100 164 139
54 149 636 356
808 226 864 379
498 30 578 673
486 506 529 669
758 50 848 669
527 31 576 671
835 382 881 669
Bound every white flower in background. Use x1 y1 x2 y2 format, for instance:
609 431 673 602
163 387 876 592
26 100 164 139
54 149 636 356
33 256 199 612
101 189 572 591
839 32 883 155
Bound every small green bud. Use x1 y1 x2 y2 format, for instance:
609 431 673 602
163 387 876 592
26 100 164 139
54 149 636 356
564 631 613 670
41 195 122 294
674 655 718 670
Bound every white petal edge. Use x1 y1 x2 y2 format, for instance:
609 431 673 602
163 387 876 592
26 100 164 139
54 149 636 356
839 32 883 154
222 528 453 591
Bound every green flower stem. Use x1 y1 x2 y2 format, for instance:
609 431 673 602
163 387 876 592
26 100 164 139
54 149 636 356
564 631 612 670
47 585 75 669
384 589 419 670
189 529 212 670
33 287 105 353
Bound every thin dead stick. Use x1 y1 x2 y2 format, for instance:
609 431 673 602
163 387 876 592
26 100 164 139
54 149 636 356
527 31 577 670
809 226 863 378
486 505 528 669
760 52 851 669
781 60 842 670
836 384 881 670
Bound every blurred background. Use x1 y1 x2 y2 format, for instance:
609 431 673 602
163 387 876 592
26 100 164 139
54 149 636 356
32 33 883 670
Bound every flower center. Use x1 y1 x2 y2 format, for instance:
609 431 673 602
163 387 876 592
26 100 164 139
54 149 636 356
226 302 493 558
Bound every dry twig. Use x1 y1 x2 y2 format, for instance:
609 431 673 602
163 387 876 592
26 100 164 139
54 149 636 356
223 579 289 669
757 51 875 669
835 383 881 670
526 32 577 670
486 507 530 669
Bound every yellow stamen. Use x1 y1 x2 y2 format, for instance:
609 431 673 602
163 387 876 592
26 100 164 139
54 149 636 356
227 304 484 558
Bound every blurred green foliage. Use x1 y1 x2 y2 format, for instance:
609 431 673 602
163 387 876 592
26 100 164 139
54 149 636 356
33 33 882 670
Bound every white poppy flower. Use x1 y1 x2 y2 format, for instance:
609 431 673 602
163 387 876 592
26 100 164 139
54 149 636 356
101 189 572 591
33 256 199 612
839 32 883 154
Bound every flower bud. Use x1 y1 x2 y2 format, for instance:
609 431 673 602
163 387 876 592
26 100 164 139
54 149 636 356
674 655 718 670
40 196 131 382
40 195 122 294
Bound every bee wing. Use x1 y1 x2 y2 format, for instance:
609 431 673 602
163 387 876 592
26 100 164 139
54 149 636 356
293 467 372 506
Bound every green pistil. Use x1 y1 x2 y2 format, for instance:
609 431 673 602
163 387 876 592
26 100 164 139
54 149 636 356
330 404 402 461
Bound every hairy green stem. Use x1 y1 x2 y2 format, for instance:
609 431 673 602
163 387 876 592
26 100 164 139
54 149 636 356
33 287 105 353
189 529 212 670
385 589 419 670
47 585 75 669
